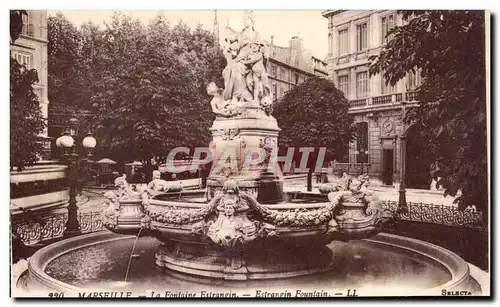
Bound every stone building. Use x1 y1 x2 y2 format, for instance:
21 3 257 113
10 10 51 160
268 36 328 102
322 10 424 187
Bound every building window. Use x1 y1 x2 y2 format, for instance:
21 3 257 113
338 75 349 96
356 72 369 98
381 80 395 94
280 67 286 80
271 63 277 78
272 83 277 100
407 69 422 90
295 73 299 84
21 12 34 37
338 29 348 55
12 51 32 69
381 15 395 44
356 122 369 163
356 23 368 52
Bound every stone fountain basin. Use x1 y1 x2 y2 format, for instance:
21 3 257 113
114 190 387 243
19 231 481 297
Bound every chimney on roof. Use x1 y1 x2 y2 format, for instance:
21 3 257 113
289 35 303 51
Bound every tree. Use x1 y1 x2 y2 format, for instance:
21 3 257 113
48 13 88 111
10 10 27 42
10 11 46 171
369 11 487 216
274 76 356 191
10 57 46 171
89 13 225 171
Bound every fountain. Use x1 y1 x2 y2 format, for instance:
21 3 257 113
16 11 484 297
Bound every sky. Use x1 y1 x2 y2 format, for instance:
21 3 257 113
48 10 329 59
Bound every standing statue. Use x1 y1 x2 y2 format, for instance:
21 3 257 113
210 10 273 116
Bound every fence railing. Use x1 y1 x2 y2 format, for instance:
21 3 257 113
13 211 103 246
381 200 485 230
334 163 371 175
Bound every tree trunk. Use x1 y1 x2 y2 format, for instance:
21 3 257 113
307 169 313 192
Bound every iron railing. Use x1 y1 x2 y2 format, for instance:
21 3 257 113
381 200 485 230
12 211 103 246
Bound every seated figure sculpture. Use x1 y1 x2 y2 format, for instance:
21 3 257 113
147 170 181 194
206 82 243 117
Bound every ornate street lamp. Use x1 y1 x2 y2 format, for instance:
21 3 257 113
56 120 96 238
398 102 408 214
68 117 79 137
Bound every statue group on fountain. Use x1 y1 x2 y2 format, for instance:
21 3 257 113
208 10 274 117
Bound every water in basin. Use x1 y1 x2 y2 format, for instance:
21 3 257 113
45 236 452 295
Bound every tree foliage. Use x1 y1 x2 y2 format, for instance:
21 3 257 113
369 10 487 215
48 12 226 166
10 10 46 171
10 10 27 42
48 13 89 111
274 76 356 189
10 57 46 171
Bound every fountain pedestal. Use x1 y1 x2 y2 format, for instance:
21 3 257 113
155 239 333 280
207 109 284 204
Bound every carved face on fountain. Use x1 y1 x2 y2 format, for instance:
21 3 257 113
221 180 240 202
221 199 236 217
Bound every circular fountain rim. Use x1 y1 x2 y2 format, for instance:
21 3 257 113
25 231 475 296
363 233 471 293
27 231 135 294
147 197 332 209
148 190 331 208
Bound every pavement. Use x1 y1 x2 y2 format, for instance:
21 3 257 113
284 185 459 206
284 176 462 207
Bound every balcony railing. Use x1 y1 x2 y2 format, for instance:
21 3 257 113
372 94 393 105
405 91 418 101
395 93 403 102
350 98 367 107
349 91 418 108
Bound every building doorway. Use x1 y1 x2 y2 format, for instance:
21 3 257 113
382 149 394 186
405 125 432 189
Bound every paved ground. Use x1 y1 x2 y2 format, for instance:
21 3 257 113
285 184 458 206
284 176 461 207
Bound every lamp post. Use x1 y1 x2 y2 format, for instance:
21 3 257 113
56 117 96 237
398 102 408 214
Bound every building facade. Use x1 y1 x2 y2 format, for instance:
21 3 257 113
10 10 50 160
268 36 328 102
322 10 423 187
